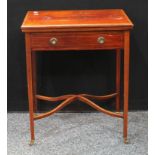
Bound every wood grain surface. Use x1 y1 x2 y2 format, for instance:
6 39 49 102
21 9 133 32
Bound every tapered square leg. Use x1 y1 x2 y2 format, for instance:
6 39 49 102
32 52 37 112
116 49 121 112
123 31 130 144
25 33 35 144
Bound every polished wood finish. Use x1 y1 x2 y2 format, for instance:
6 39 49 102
123 31 130 143
21 9 133 32
31 32 124 51
32 52 37 112
116 49 121 111
34 93 123 120
25 33 35 143
36 92 117 102
34 96 77 120
21 9 133 144
78 96 123 118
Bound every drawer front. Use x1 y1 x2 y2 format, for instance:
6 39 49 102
31 32 124 51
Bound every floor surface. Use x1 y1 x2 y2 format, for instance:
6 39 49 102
7 112 148 155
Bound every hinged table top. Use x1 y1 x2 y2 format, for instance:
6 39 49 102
21 9 133 32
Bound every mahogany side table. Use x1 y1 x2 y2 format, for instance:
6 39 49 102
21 9 133 145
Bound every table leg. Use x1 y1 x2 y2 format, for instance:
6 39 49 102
25 33 35 145
32 52 37 112
123 31 130 144
116 49 121 112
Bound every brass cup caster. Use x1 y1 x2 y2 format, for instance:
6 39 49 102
29 139 35 146
124 138 129 144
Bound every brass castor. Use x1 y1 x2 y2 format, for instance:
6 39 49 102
124 138 128 144
29 139 35 146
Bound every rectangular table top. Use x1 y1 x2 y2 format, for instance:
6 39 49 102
21 9 133 32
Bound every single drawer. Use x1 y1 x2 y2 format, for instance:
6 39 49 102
31 32 124 51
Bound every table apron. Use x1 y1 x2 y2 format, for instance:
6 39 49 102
30 32 124 51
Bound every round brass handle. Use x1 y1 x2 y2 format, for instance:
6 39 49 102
97 37 105 44
49 37 58 45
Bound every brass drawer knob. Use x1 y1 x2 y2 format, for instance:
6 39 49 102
49 37 58 45
97 37 105 44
